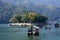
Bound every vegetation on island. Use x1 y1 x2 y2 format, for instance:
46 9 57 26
0 0 60 24
9 12 48 23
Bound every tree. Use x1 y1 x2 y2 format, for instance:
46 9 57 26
34 14 48 23
21 14 28 23
9 12 48 23
9 17 18 23
28 12 37 23
9 14 21 23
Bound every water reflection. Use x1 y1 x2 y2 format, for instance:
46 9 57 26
0 24 60 40
28 35 39 40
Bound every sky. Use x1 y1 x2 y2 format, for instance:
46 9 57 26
1 0 60 7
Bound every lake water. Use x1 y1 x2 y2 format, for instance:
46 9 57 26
0 24 60 40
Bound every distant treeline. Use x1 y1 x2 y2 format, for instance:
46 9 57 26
9 12 48 23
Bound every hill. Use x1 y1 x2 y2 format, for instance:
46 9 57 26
0 0 60 23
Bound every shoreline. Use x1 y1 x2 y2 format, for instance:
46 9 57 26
10 23 34 26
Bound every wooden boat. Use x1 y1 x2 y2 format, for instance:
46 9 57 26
27 26 39 35
28 32 39 35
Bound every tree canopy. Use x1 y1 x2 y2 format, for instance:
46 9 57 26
9 12 48 23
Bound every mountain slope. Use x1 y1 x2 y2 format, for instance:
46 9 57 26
0 0 16 23
2 0 60 7
0 0 60 23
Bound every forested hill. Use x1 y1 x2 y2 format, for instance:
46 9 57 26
0 0 60 23
0 0 17 23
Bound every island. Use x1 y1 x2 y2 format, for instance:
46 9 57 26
9 11 48 27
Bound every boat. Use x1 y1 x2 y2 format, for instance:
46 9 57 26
28 31 39 35
54 23 59 28
27 26 39 35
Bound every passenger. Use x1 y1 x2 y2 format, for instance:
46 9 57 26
28 28 31 33
28 27 33 35
34 28 39 35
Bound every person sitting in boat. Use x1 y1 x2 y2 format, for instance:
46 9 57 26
28 28 33 35
28 28 31 32
34 28 39 35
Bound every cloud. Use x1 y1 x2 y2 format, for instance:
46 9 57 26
23 0 28 4
47 5 56 10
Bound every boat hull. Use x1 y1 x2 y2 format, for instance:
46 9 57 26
27 32 39 35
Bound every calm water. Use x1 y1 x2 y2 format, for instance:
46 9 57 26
0 24 60 40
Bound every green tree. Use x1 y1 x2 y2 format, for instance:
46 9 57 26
21 14 28 23
28 12 37 23
9 12 48 23
9 17 18 23
34 14 48 23
9 14 21 23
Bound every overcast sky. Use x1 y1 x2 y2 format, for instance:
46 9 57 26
2 0 60 7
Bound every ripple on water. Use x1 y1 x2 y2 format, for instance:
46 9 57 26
0 24 60 40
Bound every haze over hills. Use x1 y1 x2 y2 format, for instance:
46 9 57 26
2 0 60 7
0 0 60 23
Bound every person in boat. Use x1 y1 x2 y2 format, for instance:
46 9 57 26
28 28 31 33
34 28 39 35
28 27 33 35
55 23 59 28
